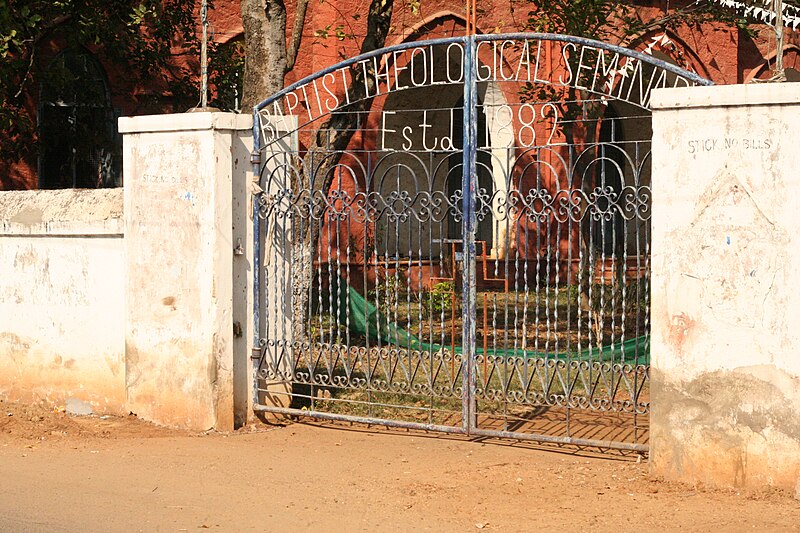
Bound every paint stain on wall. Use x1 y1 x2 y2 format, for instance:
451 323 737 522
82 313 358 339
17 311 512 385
668 312 695 354
162 296 177 310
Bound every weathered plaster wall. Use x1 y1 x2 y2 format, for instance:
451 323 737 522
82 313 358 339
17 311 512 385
651 83 800 493
0 189 126 412
120 112 251 431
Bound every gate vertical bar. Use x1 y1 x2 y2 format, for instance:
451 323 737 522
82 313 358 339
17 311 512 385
461 36 478 432
251 118 262 411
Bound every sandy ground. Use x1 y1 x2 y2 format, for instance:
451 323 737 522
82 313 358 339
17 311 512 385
1 399 799 532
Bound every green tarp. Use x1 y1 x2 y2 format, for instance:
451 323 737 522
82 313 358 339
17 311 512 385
328 280 649 364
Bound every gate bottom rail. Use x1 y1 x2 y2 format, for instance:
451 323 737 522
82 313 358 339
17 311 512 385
253 403 649 452
253 403 469 435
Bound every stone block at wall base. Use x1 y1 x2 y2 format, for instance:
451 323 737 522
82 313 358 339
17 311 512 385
651 367 800 492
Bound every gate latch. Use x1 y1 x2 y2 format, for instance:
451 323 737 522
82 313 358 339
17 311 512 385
233 238 245 256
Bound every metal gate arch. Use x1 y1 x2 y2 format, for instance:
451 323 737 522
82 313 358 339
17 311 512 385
251 33 712 451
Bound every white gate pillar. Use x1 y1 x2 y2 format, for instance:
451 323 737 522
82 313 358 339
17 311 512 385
651 83 800 494
120 112 253 431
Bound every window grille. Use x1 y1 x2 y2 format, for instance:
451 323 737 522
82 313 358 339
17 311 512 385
39 49 120 189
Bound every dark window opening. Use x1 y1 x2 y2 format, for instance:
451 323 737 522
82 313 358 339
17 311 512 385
39 49 121 189
593 105 625 257
449 97 494 251
209 38 244 112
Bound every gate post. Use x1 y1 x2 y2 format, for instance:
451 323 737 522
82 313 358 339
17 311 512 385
120 112 253 431
651 83 800 493
461 36 478 431
251 116 299 414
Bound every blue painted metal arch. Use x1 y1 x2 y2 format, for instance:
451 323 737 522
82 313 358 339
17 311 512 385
251 32 713 150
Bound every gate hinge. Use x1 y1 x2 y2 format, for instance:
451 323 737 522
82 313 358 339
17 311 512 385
250 150 261 166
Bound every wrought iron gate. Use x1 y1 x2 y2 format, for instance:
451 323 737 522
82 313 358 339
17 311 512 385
251 34 711 451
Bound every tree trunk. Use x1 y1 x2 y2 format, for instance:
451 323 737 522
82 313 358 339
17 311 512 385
240 0 290 111
291 0 394 352
558 87 602 321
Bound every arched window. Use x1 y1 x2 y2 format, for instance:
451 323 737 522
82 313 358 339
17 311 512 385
592 104 626 257
450 95 494 251
39 49 120 189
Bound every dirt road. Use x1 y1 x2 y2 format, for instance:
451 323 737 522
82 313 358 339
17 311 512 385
1 400 799 532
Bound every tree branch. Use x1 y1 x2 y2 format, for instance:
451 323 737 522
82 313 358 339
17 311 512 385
307 0 393 161
628 3 706 41
11 14 73 101
286 0 310 72
13 47 36 99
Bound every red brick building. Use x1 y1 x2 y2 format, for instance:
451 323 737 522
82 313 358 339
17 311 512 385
1 0 798 191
